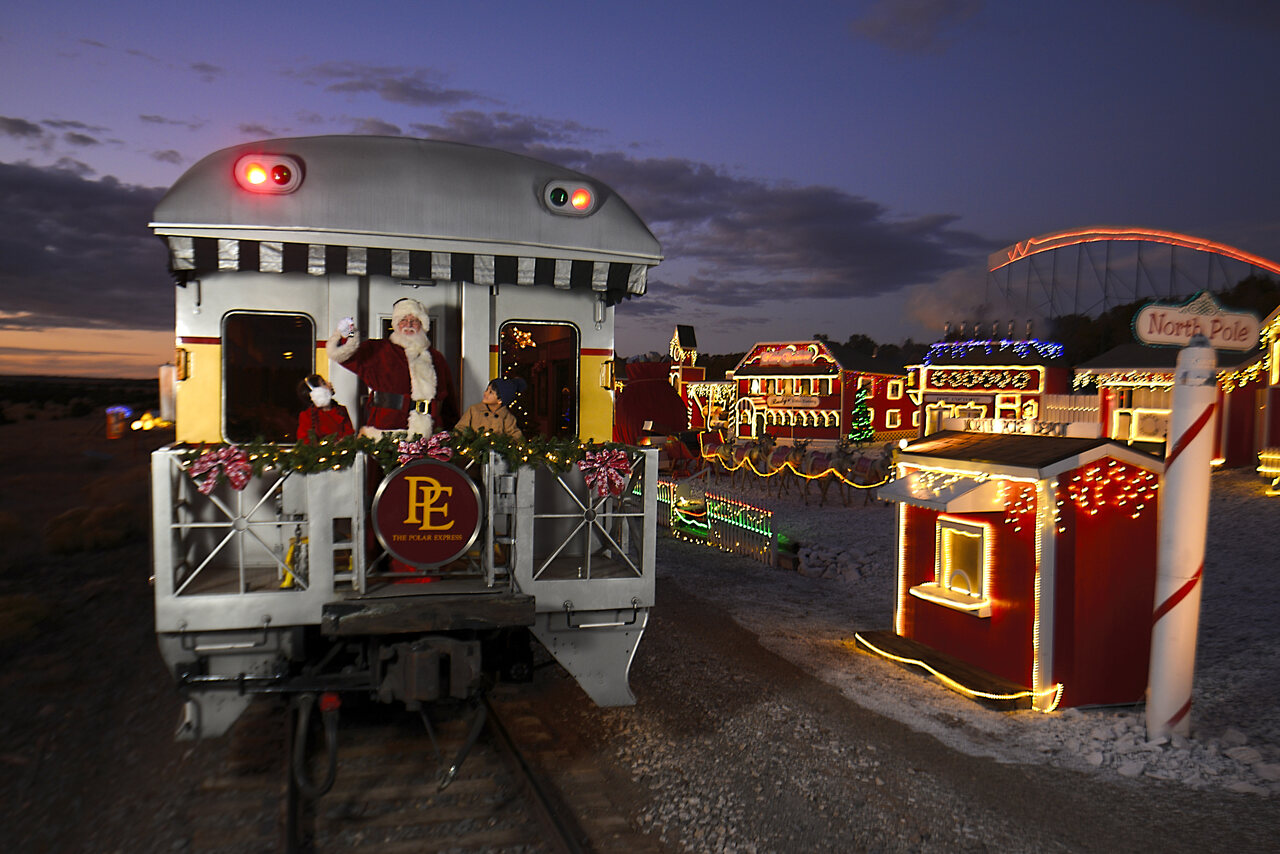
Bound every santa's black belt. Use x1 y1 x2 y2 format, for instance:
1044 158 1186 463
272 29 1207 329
370 391 408 410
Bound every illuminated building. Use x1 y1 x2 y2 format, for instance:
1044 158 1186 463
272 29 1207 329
907 337 1071 438
725 341 914 444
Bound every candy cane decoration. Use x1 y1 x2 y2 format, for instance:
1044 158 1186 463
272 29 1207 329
1146 335 1216 738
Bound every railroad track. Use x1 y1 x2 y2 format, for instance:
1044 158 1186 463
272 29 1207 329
182 689 653 853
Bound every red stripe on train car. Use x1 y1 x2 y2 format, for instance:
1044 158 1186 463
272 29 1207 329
178 337 331 347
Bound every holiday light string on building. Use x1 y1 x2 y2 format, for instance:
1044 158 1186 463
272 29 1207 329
921 366 1044 393
922 339 1065 365
1000 480 1037 532
1053 460 1159 529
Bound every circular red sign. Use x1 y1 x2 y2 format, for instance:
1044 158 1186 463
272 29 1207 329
371 459 483 567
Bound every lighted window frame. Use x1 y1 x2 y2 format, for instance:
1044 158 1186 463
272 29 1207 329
887 379 904 400
909 515 993 618
995 393 1021 420
885 409 901 429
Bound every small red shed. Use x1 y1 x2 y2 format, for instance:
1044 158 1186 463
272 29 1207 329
878 430 1163 710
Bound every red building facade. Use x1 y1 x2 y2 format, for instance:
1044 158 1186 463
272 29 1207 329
728 341 914 443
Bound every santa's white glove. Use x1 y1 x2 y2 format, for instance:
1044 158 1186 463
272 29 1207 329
336 317 357 337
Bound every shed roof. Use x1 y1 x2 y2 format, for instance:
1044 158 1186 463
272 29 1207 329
898 430 1162 479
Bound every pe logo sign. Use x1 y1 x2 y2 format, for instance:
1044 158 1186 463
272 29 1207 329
371 459 483 567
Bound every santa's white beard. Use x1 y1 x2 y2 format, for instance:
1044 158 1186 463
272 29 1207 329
390 328 430 356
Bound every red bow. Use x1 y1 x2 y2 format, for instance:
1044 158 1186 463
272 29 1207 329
398 431 454 466
578 449 632 498
188 446 252 495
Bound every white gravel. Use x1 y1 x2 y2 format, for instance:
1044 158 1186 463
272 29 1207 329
661 465 1280 797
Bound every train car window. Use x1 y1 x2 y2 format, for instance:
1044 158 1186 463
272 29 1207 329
499 321 579 438
222 312 315 442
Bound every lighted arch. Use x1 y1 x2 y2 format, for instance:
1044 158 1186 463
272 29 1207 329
989 226 1280 277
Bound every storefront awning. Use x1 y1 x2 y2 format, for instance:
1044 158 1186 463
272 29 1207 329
879 471 1004 512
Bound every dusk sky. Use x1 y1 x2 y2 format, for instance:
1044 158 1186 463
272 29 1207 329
2 0 1279 378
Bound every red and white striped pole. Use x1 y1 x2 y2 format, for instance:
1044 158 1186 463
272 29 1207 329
1146 334 1216 738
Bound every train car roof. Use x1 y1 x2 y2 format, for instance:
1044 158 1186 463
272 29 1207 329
151 135 662 301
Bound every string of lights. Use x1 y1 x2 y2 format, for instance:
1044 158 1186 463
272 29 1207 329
921 339 1065 365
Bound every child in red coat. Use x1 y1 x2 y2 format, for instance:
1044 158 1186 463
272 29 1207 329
296 374 354 443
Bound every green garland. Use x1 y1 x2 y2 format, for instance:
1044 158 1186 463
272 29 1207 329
179 429 638 477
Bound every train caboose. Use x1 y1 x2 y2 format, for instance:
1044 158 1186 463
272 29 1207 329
148 136 663 742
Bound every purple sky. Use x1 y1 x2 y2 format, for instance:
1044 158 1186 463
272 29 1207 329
2 0 1279 377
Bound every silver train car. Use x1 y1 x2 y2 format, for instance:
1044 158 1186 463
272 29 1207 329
148 136 662 745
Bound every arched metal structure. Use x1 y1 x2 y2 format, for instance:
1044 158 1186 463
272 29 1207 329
986 226 1280 319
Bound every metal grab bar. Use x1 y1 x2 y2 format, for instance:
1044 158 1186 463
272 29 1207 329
563 597 640 629
179 617 272 652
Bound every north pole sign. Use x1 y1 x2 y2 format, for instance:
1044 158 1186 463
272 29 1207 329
1133 292 1259 351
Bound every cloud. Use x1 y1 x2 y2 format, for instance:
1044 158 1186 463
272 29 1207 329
0 110 997 351
407 110 997 309
349 117 403 136
849 0 984 54
42 119 108 133
236 122 279 138
141 114 206 132
190 61 223 81
0 161 170 332
410 110 603 151
150 149 183 165
50 157 95 178
300 62 487 107
0 115 47 140
63 132 100 147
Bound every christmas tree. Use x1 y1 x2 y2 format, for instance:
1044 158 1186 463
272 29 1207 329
847 386 874 444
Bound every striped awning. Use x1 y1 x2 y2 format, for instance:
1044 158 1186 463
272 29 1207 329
165 236 649 303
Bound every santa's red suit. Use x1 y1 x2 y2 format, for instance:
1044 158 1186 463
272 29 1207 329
328 300 458 436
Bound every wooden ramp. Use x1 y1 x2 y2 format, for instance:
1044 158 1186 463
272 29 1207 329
852 630 1035 711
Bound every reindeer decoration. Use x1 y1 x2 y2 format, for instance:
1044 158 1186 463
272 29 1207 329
730 433 777 489
832 440 895 506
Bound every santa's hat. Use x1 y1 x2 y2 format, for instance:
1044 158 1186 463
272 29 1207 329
392 297 429 328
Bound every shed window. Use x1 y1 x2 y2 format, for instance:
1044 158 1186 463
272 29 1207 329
909 515 992 617
223 312 314 442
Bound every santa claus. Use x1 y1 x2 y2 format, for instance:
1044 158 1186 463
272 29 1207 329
328 297 457 438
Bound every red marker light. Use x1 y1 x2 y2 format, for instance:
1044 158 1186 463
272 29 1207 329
570 188 592 210
233 153 303 194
